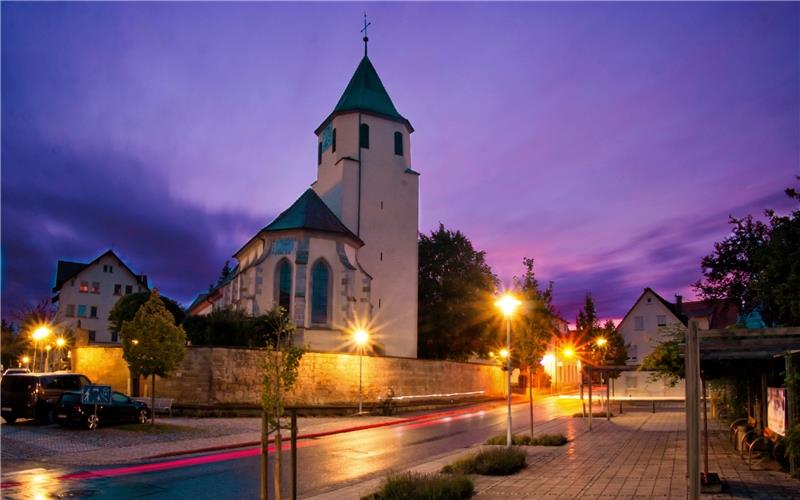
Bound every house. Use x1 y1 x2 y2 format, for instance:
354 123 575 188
188 41 419 358
615 287 738 396
52 250 148 343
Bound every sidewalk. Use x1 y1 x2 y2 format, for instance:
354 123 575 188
312 411 800 500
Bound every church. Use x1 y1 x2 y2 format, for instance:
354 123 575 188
189 39 419 358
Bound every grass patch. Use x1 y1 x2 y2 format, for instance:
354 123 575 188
361 472 473 500
572 412 614 418
115 423 200 434
484 433 567 446
442 447 526 476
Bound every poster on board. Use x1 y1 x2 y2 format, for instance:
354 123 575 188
768 387 787 436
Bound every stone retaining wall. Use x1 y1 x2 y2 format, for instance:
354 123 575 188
71 346 505 406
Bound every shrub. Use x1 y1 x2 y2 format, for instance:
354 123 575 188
442 447 526 476
361 472 473 500
484 434 567 446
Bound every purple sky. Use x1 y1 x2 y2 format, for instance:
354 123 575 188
2 2 798 324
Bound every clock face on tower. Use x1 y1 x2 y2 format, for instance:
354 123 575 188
321 124 333 152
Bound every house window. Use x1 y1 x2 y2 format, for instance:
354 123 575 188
109 265 113 273
628 344 638 361
125 285 133 295
657 315 667 327
114 284 122 295
79 281 89 293
77 305 87 318
332 128 337 153
276 259 292 314
317 142 322 165
90 306 98 319
91 282 100 294
626 375 638 388
88 330 96 342
66 304 75 317
646 297 652 304
634 316 644 331
310 260 330 324
111 331 118 342
394 131 403 156
359 123 369 149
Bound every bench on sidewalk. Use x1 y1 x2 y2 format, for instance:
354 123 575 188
133 397 175 417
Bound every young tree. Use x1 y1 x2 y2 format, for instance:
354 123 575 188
575 293 599 345
261 309 304 500
217 260 232 286
513 257 556 436
119 290 187 424
591 320 628 380
1 321 28 369
640 324 686 387
109 291 186 335
418 224 498 360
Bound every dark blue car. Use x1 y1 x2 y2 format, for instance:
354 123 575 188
55 390 150 430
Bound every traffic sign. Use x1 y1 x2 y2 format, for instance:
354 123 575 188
81 384 112 405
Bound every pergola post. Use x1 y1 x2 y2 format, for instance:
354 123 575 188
686 320 700 500
786 352 799 477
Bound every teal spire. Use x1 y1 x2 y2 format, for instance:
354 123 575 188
316 56 413 133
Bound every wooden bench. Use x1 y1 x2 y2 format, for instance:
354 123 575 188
133 397 174 416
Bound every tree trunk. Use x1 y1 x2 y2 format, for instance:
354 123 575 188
274 428 282 499
151 373 156 425
528 367 534 437
261 412 268 500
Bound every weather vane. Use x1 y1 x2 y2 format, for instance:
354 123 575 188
361 12 371 57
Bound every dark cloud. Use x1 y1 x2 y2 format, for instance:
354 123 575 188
1 132 265 317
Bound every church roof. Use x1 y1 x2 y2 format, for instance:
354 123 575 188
263 189 362 244
316 56 412 133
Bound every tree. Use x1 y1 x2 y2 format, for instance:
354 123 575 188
119 290 187 424
695 179 800 326
261 309 304 500
1 321 28 369
575 293 599 345
639 324 686 387
183 308 284 348
109 291 186 335
513 257 557 436
592 320 628 380
418 224 498 360
217 260 232 286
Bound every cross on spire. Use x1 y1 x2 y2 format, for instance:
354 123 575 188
361 12 371 57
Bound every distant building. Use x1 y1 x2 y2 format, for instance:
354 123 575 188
188 45 419 358
615 287 737 396
52 250 148 344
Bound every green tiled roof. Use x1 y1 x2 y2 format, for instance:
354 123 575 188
316 56 412 133
264 189 362 243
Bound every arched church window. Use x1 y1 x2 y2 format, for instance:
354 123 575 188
275 259 292 314
311 260 331 324
394 131 403 156
332 128 337 153
359 123 369 149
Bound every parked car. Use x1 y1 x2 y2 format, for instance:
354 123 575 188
55 391 150 429
1 373 92 424
2 368 31 376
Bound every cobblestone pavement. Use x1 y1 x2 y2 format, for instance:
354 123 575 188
472 411 800 499
0 415 396 470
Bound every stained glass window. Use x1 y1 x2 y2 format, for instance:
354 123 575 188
277 260 292 314
311 260 330 324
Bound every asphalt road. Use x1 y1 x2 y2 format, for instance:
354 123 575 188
1 395 582 499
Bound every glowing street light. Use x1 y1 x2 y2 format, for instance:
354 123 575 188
31 325 51 372
20 355 30 367
353 328 369 414
55 337 66 348
563 347 575 359
132 339 139 345
596 337 607 347
495 293 521 448
499 348 509 359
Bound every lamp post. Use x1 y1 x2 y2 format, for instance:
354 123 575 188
495 293 521 447
44 345 52 373
353 328 369 414
31 325 51 372
55 338 66 371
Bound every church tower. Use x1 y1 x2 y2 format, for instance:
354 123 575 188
312 38 419 358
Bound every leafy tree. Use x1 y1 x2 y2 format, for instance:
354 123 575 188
512 257 557 436
120 290 187 424
1 321 28 369
418 224 498 360
261 309 304 500
109 292 186 335
217 260 232 286
590 320 628 380
694 179 800 326
183 308 283 347
639 324 686 387
575 293 599 344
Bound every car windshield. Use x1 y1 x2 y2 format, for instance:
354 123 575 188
1 376 35 392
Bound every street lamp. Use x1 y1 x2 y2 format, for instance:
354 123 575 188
353 328 369 414
31 325 51 372
20 355 30 368
495 293 521 447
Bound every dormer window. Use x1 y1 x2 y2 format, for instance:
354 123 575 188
359 123 369 149
394 132 403 156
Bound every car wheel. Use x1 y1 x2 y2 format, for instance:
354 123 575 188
86 414 99 430
2 413 16 424
137 409 148 424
